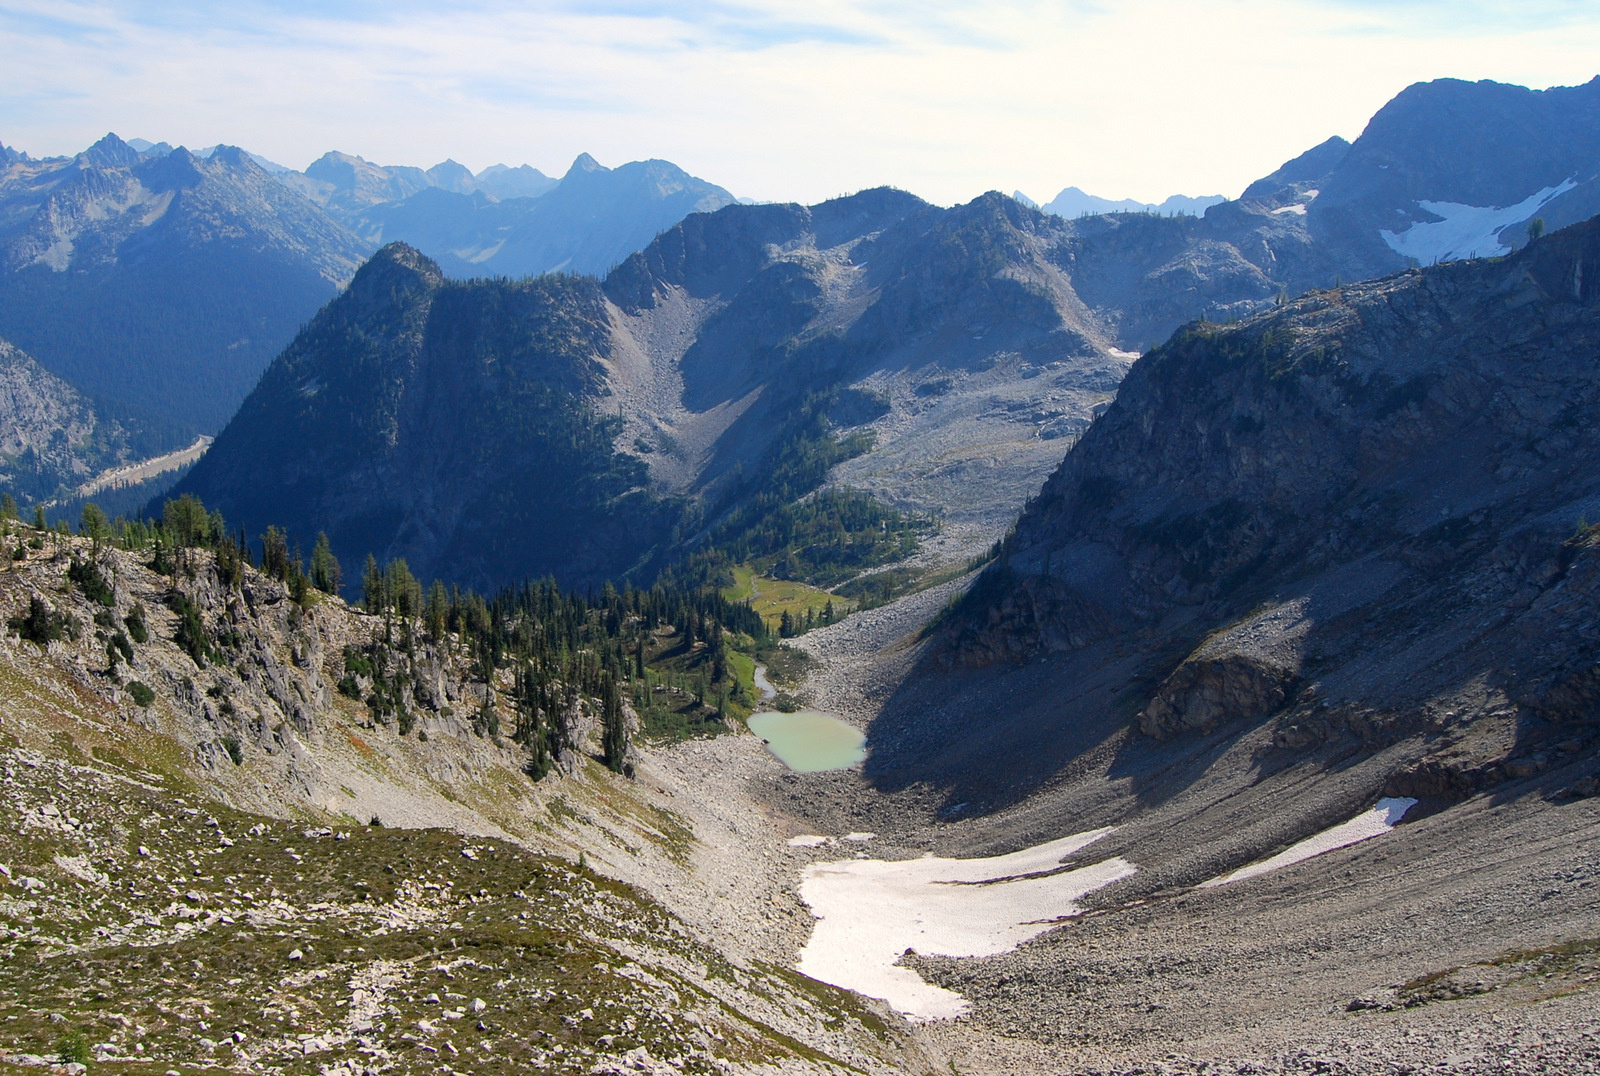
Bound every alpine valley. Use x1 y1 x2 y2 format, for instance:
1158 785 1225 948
1 74 1599 1076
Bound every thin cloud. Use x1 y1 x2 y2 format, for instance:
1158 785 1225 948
1 0 1597 207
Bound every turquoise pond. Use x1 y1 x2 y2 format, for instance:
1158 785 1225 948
747 711 867 773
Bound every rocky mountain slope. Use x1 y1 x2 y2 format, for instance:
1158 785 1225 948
726 213 1600 1073
0 336 133 504
175 180 1348 593
169 243 664 591
927 211 1600 810
0 528 929 1074
1307 76 1600 277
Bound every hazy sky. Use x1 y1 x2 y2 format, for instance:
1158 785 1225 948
3 0 1598 206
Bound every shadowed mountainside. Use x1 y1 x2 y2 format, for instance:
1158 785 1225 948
863 214 1600 823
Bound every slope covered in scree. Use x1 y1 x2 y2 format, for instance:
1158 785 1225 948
898 214 1600 815
0 531 926 1075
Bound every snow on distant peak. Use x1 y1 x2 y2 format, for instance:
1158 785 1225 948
1380 178 1577 264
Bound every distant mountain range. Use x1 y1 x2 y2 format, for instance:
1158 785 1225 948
171 182 1330 591
0 134 736 456
168 73 1600 594
6 72 1600 555
307 151 737 278
0 134 368 444
1021 187 1226 218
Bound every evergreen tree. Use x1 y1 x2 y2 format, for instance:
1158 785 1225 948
385 559 422 617
310 532 341 594
362 554 383 613
164 494 210 548
425 580 449 640
261 526 291 581
601 672 629 774
79 502 109 556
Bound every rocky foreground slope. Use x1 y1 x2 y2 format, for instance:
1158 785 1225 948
0 534 927 1074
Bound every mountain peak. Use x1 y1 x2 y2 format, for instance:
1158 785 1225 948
425 158 477 194
204 144 258 171
566 153 608 177
1243 135 1351 200
79 132 140 170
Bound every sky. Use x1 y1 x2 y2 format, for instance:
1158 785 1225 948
2 0 1599 207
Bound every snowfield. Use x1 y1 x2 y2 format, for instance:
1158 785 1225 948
797 829 1135 1020
1200 797 1418 888
1379 179 1576 264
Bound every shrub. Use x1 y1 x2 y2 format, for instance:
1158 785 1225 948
67 556 114 605
56 1031 89 1065
10 596 72 647
221 735 243 765
128 682 155 707
124 603 149 643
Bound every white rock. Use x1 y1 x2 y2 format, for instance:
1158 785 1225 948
288 948 303 961
469 997 486 1014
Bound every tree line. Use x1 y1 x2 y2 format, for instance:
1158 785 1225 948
37 492 772 779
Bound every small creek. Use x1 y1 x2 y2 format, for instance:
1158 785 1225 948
752 663 778 703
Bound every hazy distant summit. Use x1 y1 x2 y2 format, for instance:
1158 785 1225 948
277 149 735 279
1032 187 1226 218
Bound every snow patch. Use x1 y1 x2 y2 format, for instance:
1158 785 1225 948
787 835 830 848
797 829 1135 1020
841 832 876 843
1380 179 1576 264
1273 203 1307 215
1200 797 1417 888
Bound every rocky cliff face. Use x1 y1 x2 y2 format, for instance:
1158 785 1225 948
952 213 1600 799
0 336 132 502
